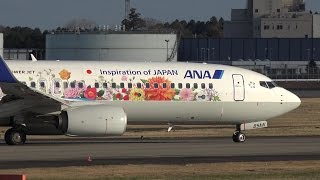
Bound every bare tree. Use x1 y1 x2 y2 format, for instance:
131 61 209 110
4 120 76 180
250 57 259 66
64 18 97 31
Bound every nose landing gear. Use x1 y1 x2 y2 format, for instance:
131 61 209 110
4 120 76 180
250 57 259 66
232 124 246 143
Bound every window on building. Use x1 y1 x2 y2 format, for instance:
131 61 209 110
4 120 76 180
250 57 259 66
255 9 259 13
277 25 283 30
137 83 142 88
178 83 183 89
171 83 175 89
120 83 124 88
103 83 108 88
154 83 159 89
264 25 270 30
112 83 116 88
186 83 191 89
145 83 149 89
129 83 133 89
277 9 280 13
95 83 99 88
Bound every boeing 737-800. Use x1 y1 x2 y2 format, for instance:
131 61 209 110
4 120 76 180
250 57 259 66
0 56 300 145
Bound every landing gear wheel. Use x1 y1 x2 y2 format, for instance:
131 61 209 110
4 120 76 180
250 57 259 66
4 128 27 145
232 131 246 143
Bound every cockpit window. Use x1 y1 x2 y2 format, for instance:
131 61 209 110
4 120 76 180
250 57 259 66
260 81 268 88
266 82 275 89
260 81 278 89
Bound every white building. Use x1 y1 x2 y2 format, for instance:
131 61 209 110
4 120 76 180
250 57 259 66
224 0 320 38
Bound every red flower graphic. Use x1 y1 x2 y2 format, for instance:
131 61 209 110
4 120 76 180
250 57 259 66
144 77 175 101
84 88 97 100
123 95 129 101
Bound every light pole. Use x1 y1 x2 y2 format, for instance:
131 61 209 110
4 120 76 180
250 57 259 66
165 40 169 61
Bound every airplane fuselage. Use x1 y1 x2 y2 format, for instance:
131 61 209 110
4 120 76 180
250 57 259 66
2 60 300 125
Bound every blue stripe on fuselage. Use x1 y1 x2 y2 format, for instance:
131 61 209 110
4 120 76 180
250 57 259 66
0 56 17 83
213 70 224 79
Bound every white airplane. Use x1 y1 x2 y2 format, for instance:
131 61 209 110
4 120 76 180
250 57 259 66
0 56 300 145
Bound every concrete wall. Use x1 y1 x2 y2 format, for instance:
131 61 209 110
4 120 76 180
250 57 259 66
260 15 313 38
46 33 177 62
313 15 320 38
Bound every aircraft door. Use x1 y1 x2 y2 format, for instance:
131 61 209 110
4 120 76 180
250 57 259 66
232 74 245 101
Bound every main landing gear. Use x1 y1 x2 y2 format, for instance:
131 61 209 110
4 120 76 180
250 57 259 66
232 124 246 143
4 126 27 145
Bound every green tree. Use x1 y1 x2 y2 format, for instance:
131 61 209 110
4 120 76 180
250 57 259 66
122 8 146 31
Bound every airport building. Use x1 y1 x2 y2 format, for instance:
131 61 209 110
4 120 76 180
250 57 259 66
46 32 178 62
224 0 320 38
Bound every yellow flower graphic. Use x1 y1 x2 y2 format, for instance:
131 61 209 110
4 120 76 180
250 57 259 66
129 88 145 101
59 69 71 80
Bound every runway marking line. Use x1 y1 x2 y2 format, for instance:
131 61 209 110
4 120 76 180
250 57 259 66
0 174 26 180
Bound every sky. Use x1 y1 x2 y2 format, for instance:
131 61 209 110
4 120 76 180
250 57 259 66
0 0 319 30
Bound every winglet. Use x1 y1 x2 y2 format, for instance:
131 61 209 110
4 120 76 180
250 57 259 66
0 56 18 83
31 54 37 62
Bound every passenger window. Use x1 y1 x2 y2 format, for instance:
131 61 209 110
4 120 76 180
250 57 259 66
209 83 213 89
70 82 75 88
95 83 99 88
162 83 167 88
31 82 36 88
55 82 60 88
120 83 125 88
112 83 116 88
128 83 133 89
78 82 83 88
137 83 142 88
201 83 206 89
63 82 68 89
40 82 45 88
193 83 198 89
154 83 159 89
171 83 175 89
186 83 190 89
260 81 269 88
103 83 108 88
178 83 183 89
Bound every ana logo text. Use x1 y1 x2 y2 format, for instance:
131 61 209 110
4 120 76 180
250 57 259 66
184 70 224 79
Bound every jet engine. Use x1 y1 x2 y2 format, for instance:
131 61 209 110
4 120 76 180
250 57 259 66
59 105 127 136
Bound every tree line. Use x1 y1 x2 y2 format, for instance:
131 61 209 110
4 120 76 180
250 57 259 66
0 8 224 49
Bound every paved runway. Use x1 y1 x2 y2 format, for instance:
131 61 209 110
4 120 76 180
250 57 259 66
0 136 320 169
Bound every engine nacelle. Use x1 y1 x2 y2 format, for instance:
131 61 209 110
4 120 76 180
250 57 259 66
59 105 127 136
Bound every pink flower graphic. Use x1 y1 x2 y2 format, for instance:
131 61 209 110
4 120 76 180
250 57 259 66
179 88 194 101
64 88 81 98
121 76 128 81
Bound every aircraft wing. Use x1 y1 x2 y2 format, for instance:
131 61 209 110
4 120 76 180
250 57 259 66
0 56 70 117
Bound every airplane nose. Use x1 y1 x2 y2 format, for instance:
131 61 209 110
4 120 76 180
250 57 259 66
286 91 301 110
